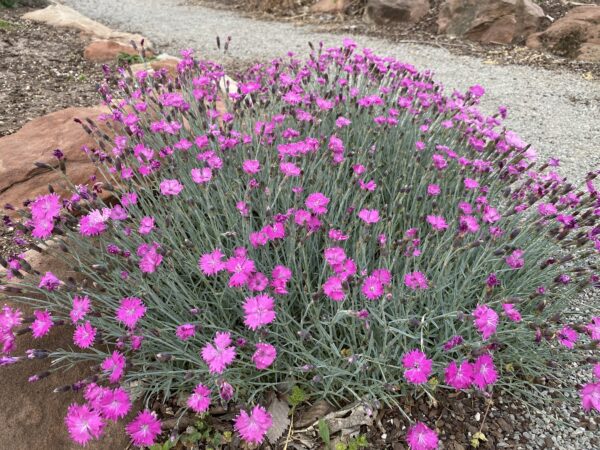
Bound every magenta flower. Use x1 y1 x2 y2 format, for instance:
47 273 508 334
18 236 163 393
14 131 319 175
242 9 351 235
64 403 105 446
538 203 558 216
126 410 162 447
557 326 578 349
358 209 380 224
252 342 277 370
101 351 126 383
116 297 146 329
324 247 347 266
159 179 184 196
402 349 433 384
99 388 132 421
585 317 600 340
191 167 212 184
30 193 61 220
187 383 211 413
323 276 345 301
242 159 261 174
406 422 439 450
305 192 330 215
73 321 97 349
280 162 302 177
472 354 498 390
580 382 600 412
463 178 479 190
502 303 522 322
427 184 440 196
506 249 524 269
426 215 448 231
445 360 474 390
70 295 91 323
243 294 276 330
176 324 196 341
201 332 236 374
138 242 163 273
199 249 226 275
39 271 61 291
234 405 272 445
79 209 109 236
138 216 155 235
225 255 256 287
404 272 429 290
361 276 384 300
472 305 498 340
31 310 53 339
335 116 351 128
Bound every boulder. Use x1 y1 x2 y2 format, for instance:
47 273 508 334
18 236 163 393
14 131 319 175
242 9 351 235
0 106 109 210
526 5 600 61
84 39 142 63
438 0 545 44
0 248 133 450
311 0 349 13
366 0 430 25
22 4 152 49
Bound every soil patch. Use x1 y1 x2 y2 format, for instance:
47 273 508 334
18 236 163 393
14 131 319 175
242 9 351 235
0 6 103 137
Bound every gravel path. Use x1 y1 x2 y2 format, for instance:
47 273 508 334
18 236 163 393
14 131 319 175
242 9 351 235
57 1 600 448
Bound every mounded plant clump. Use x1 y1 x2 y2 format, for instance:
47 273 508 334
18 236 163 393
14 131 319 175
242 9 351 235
1 41 599 448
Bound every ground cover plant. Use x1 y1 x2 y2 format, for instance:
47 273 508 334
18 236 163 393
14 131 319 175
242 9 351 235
1 41 600 448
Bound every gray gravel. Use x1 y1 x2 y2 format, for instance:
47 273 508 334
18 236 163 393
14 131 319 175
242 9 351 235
57 0 600 448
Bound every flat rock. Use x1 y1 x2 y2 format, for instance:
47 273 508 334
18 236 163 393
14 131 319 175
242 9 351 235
0 248 132 450
84 39 141 63
0 106 108 210
438 0 545 44
526 5 600 62
365 0 431 25
22 4 151 49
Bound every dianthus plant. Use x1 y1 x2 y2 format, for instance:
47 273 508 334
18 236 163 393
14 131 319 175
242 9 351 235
2 41 599 448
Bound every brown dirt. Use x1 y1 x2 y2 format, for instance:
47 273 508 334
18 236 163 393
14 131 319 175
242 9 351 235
0 6 103 137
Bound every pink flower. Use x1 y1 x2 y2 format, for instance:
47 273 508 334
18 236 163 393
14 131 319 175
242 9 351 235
31 193 61 220
482 205 501 223
404 272 429 290
234 405 272 445
243 295 276 330
280 162 302 177
557 326 578 349
187 384 211 413
31 310 53 339
329 229 349 241
126 410 162 447
116 297 146 329
252 342 277 370
39 271 60 291
324 247 346 266
506 249 524 269
73 321 96 348
502 304 522 322
65 403 105 446
444 360 474 390
464 178 479 190
581 383 600 412
472 305 498 340
176 324 196 341
79 209 109 236
306 192 330 215
323 276 345 301
191 167 213 184
427 184 440 196
242 160 261 174
138 216 155 235
199 249 226 275
426 215 447 231
538 203 557 216
159 179 184 195
358 209 380 224
335 116 351 128
102 351 126 383
359 179 377 191
472 354 498 390
361 276 384 300
99 388 132 421
70 295 91 323
585 317 600 340
402 349 432 384
406 422 438 450
225 255 256 287
201 332 236 374
138 242 163 273
432 154 447 170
